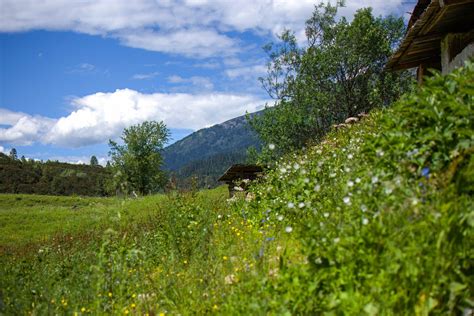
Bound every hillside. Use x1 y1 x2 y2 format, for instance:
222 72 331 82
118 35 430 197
162 112 262 187
0 153 110 196
0 64 472 314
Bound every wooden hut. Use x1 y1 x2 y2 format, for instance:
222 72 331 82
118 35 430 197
218 164 263 197
386 0 474 82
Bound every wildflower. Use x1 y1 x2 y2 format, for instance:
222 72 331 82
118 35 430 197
224 274 237 285
347 180 354 187
108 292 112 297
348 154 353 159
316 149 322 154
330 172 337 178
334 237 340 244
360 204 368 212
412 198 419 206
304 178 310 183
343 196 351 205
298 202 305 209
323 212 329 218
421 167 430 178
131 303 136 308
362 218 369 225
344 167 351 173
355 177 361 183
287 202 295 209
268 143 275 150
223 256 228 261
376 149 384 157
293 163 300 170
212 305 218 311
277 215 284 221
285 226 293 233
371 176 379 184
314 184 321 192
81 307 86 312
280 167 287 174
234 186 244 191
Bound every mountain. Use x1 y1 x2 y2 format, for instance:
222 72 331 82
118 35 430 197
162 112 262 188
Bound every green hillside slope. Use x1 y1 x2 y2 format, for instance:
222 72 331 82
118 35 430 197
1 64 472 314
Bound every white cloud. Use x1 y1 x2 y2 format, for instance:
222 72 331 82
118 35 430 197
0 89 270 147
225 64 267 79
0 146 6 154
132 71 160 80
0 0 407 58
167 75 214 90
0 109 55 145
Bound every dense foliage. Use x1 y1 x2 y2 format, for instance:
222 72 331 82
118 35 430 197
0 153 109 196
109 121 170 195
251 3 412 160
1 62 472 314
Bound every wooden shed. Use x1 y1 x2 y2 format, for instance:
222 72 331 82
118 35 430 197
386 0 474 82
218 164 263 197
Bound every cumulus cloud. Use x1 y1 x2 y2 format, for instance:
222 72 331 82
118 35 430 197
0 0 407 58
0 109 55 145
0 89 270 147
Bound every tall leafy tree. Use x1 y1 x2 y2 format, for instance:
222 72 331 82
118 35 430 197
251 2 412 160
9 148 17 160
108 121 170 195
90 155 99 166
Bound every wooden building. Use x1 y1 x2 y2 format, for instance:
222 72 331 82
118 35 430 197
386 0 474 82
218 164 263 197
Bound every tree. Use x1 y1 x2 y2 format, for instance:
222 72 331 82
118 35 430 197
9 148 17 160
108 121 170 195
90 155 99 166
250 3 413 160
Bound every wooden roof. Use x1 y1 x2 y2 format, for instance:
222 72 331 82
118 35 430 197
218 164 263 182
386 0 474 71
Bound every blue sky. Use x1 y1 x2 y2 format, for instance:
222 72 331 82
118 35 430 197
0 0 415 165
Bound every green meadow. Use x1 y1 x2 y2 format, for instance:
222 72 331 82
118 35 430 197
0 65 473 314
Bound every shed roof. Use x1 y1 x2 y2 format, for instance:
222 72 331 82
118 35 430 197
218 164 263 182
386 0 474 71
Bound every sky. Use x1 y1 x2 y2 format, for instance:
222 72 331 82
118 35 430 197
0 0 416 165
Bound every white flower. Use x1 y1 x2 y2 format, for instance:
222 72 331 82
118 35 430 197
411 198 419 206
355 177 361 183
362 218 369 225
217 214 222 219
304 178 310 183
343 196 351 205
347 154 354 159
277 215 284 221
287 202 295 209
314 184 321 192
371 176 379 184
385 187 393 195
360 204 368 212
234 186 244 191
334 237 340 244
344 167 351 173
298 202 305 209
280 167 287 174
293 163 300 170
330 173 337 178
347 180 354 187
268 143 275 150
376 149 384 157
323 212 330 218
285 226 293 233
316 149 322 154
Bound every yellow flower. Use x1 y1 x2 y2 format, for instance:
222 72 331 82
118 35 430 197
124 309 129 314
223 256 228 261
81 307 86 312
132 293 136 298
213 304 218 310
159 313 166 316
183 260 188 264
108 292 113 297
131 303 136 308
